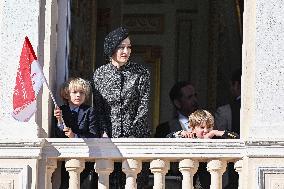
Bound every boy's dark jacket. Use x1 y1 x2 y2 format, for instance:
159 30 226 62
55 104 100 138
55 104 99 189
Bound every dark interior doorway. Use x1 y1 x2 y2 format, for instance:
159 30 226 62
68 0 242 133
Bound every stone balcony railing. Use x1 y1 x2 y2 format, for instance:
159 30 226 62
45 138 245 189
1 138 284 189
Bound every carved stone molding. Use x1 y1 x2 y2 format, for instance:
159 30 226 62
0 180 13 189
0 166 28 189
123 14 164 34
258 167 284 189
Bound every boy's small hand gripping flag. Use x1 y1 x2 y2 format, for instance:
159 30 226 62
12 37 44 122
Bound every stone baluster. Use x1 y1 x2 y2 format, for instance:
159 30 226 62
122 159 142 189
150 159 169 189
207 160 227 189
65 159 85 189
46 159 57 189
234 160 243 189
95 159 114 189
179 159 199 189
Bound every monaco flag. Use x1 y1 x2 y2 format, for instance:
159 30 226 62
12 37 44 122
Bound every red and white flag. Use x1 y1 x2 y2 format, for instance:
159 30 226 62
12 37 45 122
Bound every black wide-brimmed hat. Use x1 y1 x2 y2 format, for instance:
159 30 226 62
104 27 129 58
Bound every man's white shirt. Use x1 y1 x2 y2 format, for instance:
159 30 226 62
178 112 191 131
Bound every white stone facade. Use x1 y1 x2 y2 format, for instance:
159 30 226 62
1 0 284 188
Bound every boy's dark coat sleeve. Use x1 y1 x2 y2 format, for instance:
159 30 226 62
55 105 100 138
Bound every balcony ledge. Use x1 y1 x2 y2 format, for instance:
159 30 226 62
1 138 284 160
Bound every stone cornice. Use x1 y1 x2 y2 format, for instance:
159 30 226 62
2 138 284 160
0 139 45 159
245 140 284 157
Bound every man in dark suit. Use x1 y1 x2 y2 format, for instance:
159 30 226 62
154 81 199 137
215 68 241 135
215 68 241 189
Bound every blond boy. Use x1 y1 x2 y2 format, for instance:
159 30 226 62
54 77 99 138
53 77 99 188
167 109 239 139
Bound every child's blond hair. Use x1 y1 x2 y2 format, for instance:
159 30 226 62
188 109 214 129
60 77 91 103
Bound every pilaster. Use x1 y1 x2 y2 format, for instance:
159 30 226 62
242 0 284 139
242 0 284 186
0 0 42 138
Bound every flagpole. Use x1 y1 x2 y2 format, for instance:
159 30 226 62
42 75 69 129
37 65 68 129
41 77 56 106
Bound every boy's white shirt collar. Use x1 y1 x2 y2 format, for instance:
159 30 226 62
69 104 79 112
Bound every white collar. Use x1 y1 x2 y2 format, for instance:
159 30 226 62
178 112 191 131
178 112 188 123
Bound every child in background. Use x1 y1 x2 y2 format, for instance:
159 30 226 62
167 109 239 139
189 109 239 189
189 109 239 139
167 109 239 189
54 77 99 189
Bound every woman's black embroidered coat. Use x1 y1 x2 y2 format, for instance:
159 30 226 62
93 61 151 138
